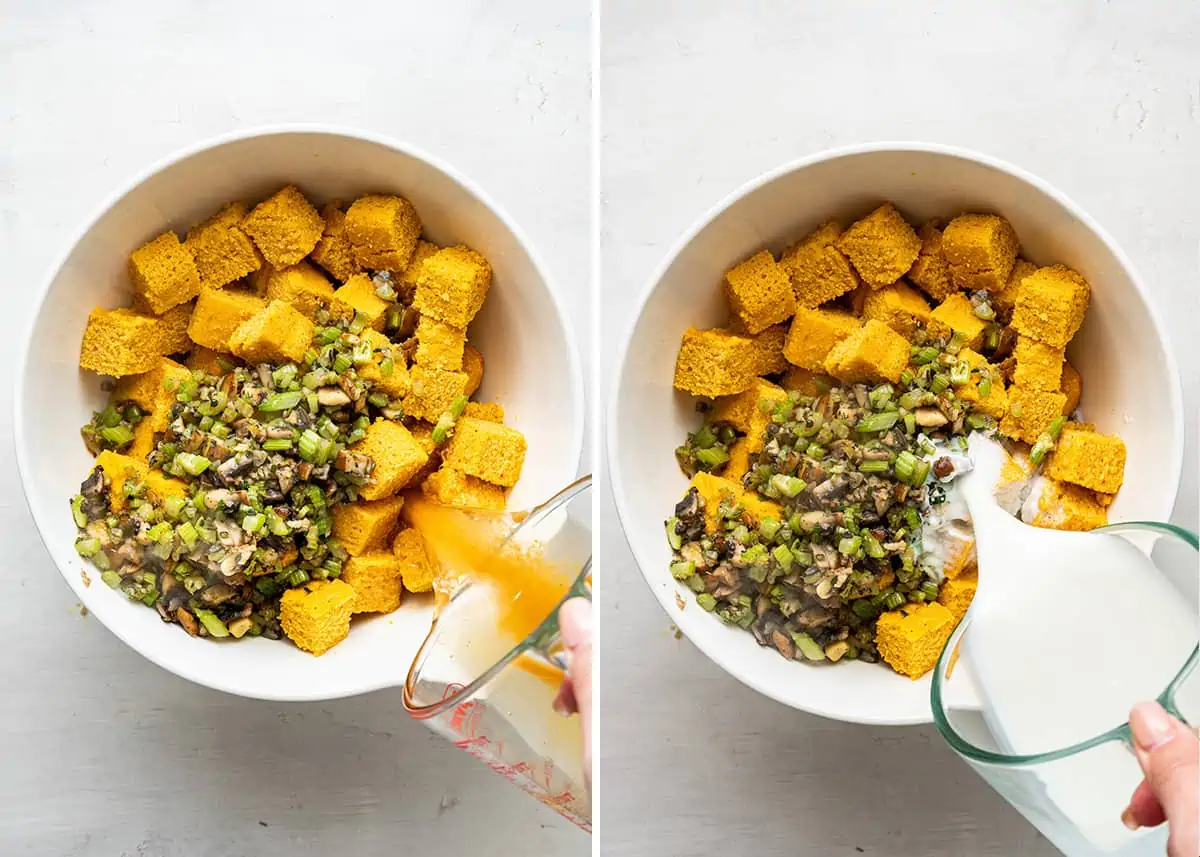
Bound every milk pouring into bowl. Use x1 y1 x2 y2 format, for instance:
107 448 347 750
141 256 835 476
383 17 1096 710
933 434 1198 856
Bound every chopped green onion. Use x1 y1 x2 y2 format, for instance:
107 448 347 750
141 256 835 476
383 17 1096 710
965 413 994 431
298 429 322 462
670 560 696 580
259 391 303 412
1030 434 1055 465
772 544 793 570
868 384 894 410
695 447 730 468
863 532 886 559
242 513 266 534
194 608 229 638
912 346 941 364
177 521 198 548
380 357 395 377
759 516 781 542
978 375 993 398
450 396 468 419
348 313 367 335
770 474 806 498
898 369 915 387
665 517 683 551
175 453 211 476
1047 415 1067 440
894 451 919 484
368 392 390 408
692 424 717 450
792 633 826 661
70 495 88 528
332 353 353 374
97 404 123 428
950 361 971 386
806 443 826 459
856 411 899 433
316 327 341 345
929 374 950 395
99 425 135 446
838 535 862 556
75 537 102 558
352 342 373 365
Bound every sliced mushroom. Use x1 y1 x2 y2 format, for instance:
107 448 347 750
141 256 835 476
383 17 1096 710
176 607 200 637
914 407 949 428
771 629 796 660
317 387 352 407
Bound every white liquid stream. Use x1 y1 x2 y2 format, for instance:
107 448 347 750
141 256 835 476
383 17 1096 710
953 435 1199 853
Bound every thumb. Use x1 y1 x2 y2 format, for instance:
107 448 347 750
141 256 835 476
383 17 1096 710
558 597 592 788
1129 702 1199 857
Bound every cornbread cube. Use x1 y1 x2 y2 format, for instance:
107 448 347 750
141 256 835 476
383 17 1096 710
331 495 406 557
994 443 1037 515
414 315 466 370
393 527 439 592
937 572 978 621
229 300 314 365
333 274 390 331
352 419 429 500
782 307 860 371
722 438 752 484
1060 361 1082 415
713 378 788 432
80 305 193 376
413 246 492 328
280 579 357 656
1011 265 1091 348
128 232 202 314
999 385 1068 444
443 417 527 487
111 356 188 411
463 344 484 396
941 213 1019 291
908 221 955 302
185 345 233 377
835 203 922 288
405 366 469 422
739 492 783 527
463 401 504 422
736 322 789 375
876 602 956 679
1029 478 1109 532
848 282 871 316
240 185 324 268
861 281 934 338
184 202 263 289
398 239 442 301
344 194 422 272
723 250 797 334
956 349 1008 421
341 552 404 614
116 358 191 460
1045 427 1126 494
421 465 507 511
779 220 860 308
1012 336 1064 392
937 522 977 580
93 451 186 512
187 288 266 352
308 202 362 282
689 471 743 533
823 319 910 384
357 330 411 399
673 327 757 397
262 261 337 320
991 258 1037 321
780 366 823 396
408 421 443 484
930 293 988 349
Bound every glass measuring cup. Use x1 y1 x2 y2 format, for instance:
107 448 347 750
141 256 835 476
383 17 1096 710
403 476 592 831
932 522 1198 857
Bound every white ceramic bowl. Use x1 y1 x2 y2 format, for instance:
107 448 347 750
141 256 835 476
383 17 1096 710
15 127 584 701
609 143 1184 725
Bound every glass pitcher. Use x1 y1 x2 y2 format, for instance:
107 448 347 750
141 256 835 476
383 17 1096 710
402 477 593 831
931 522 1198 857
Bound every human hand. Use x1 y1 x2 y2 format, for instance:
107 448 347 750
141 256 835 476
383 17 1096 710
1121 701 1198 857
553 597 592 791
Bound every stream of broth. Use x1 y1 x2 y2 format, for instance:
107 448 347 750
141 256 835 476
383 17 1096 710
404 494 573 684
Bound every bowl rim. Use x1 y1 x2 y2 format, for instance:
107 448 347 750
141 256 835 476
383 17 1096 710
13 123 586 700
606 140 1186 725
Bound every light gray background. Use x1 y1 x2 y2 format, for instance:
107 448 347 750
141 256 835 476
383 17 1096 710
0 1 590 855
600 2 1197 855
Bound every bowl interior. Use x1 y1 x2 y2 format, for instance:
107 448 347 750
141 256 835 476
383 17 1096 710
17 130 582 701
611 146 1182 725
